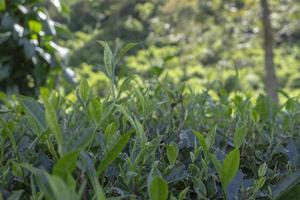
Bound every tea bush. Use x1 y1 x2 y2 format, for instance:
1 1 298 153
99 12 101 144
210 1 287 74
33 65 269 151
0 44 300 200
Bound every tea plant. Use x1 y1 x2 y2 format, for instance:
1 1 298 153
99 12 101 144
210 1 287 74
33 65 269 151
0 43 300 200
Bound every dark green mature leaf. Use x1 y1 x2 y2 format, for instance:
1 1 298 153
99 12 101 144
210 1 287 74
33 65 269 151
165 163 189 184
178 187 190 200
273 170 300 199
96 131 132 175
221 149 240 192
19 96 46 131
7 190 23 200
278 183 300 200
149 176 169 200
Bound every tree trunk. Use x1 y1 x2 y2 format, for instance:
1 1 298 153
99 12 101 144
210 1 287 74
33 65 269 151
260 0 278 102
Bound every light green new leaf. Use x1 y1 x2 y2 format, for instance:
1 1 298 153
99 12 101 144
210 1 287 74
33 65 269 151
221 148 240 191
98 41 113 77
209 153 222 177
149 176 169 200
41 94 63 155
104 122 117 142
116 104 135 125
91 177 107 200
115 42 138 65
0 0 6 11
53 151 79 177
166 142 179 165
96 131 132 175
258 162 267 177
78 78 91 105
88 99 103 125
192 130 208 157
28 20 42 34
233 125 247 148
206 125 216 149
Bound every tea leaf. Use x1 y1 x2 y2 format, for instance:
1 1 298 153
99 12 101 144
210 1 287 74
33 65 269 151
96 131 132 175
149 176 169 200
78 78 91 105
98 41 113 77
115 42 138 65
166 142 179 165
221 148 240 192
233 125 247 148
192 130 208 157
41 93 63 155
53 151 79 177
19 96 46 131
0 0 6 11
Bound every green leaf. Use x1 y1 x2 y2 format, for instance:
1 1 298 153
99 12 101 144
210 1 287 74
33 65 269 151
0 0 6 11
53 151 79 177
233 125 247 148
78 78 91 105
166 142 179 165
272 170 300 199
209 153 222 177
104 122 117 143
149 176 169 200
206 125 216 149
41 92 63 155
28 20 42 34
115 42 138 65
96 131 132 175
43 173 74 200
221 148 240 192
98 41 113 77
178 187 190 200
192 130 208 157
116 104 135 125
258 162 267 177
88 98 103 126
91 177 107 200
19 96 46 131
7 190 23 200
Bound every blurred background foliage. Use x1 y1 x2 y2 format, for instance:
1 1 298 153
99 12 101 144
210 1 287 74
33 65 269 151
1 0 300 101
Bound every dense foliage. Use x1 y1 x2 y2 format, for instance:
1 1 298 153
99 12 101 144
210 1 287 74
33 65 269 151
1 0 300 199
0 45 299 199
0 0 68 95
60 0 300 102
